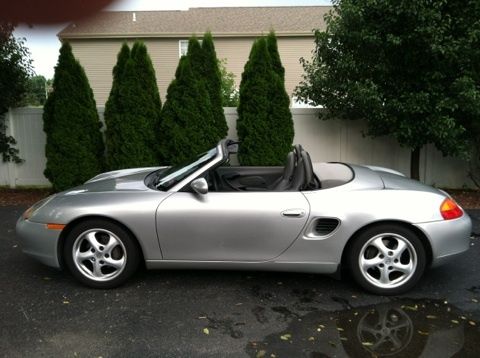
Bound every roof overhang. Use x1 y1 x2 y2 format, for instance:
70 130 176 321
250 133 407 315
58 31 316 40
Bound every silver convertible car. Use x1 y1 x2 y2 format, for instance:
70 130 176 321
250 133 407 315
17 140 471 295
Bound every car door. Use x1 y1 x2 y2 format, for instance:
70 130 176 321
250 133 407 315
156 191 310 261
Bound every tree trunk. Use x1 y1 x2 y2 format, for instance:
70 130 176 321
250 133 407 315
410 147 421 181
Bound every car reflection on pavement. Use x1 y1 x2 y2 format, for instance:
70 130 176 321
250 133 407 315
247 299 479 357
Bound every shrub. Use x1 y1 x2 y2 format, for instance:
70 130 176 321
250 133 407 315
158 56 217 165
104 41 161 169
237 35 294 165
43 42 104 191
200 32 229 139
188 33 229 140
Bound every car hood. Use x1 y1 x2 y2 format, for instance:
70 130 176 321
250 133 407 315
64 167 167 194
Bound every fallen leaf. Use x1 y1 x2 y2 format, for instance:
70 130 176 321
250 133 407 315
203 328 210 335
426 315 437 319
336 327 344 331
472 298 479 303
328 341 336 347
340 337 348 341
418 330 429 336
280 334 291 341
42 277 51 281
308 337 315 341
256 350 266 358
361 342 373 346
469 321 477 326
403 305 418 311
451 320 459 324
63 300 70 304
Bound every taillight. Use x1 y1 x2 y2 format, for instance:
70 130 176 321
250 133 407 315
440 198 463 220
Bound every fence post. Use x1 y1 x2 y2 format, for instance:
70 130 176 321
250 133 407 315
6 109 17 188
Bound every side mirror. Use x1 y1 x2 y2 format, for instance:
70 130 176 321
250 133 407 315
190 178 208 195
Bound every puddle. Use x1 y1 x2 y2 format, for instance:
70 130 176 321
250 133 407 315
247 299 479 357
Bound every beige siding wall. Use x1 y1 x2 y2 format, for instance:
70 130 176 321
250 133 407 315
69 36 315 106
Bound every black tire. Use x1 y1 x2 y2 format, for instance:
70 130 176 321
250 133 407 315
347 224 427 295
64 219 140 289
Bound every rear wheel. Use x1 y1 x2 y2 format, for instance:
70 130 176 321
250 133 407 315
348 224 426 295
64 219 140 289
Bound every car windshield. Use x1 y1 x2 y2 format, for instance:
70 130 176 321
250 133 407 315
154 148 218 191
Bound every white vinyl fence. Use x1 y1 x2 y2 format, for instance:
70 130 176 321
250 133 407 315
0 107 475 189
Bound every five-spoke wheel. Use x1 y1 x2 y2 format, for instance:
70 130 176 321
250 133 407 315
348 224 426 295
64 219 140 288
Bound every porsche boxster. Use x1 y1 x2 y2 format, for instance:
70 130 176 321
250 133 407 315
16 140 471 294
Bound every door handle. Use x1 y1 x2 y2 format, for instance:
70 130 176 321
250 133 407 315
281 209 306 218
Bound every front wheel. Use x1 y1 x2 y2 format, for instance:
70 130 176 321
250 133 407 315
64 219 140 289
348 224 426 295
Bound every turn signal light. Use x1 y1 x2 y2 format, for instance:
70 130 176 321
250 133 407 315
46 223 66 230
440 198 463 220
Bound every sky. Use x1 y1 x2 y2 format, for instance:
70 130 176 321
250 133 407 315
14 0 331 78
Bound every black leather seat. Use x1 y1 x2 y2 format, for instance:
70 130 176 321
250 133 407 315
271 151 295 191
289 152 305 191
301 151 314 190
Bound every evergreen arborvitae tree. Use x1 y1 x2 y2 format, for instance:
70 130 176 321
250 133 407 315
265 31 294 164
187 34 228 141
237 38 274 165
237 36 294 165
104 42 130 169
266 30 285 80
104 41 161 169
43 42 104 191
158 56 217 165
201 32 229 139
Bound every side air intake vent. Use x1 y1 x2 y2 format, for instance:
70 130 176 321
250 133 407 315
314 218 340 236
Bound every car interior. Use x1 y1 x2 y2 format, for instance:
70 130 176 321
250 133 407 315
206 143 321 192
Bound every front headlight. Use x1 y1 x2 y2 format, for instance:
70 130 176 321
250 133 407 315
22 195 55 220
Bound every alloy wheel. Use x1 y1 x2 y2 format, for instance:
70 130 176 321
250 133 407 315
72 228 127 282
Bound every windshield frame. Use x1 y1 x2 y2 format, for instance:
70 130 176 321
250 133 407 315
155 142 226 192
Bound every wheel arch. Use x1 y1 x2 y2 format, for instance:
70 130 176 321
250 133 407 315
57 215 146 269
340 220 433 271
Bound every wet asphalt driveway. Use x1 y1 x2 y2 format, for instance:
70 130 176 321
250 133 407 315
1 206 480 357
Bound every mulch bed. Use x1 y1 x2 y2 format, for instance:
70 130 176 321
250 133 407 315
446 189 480 210
0 189 52 207
0 188 479 208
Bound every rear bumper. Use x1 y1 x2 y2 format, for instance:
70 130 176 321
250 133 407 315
16 217 62 269
414 213 472 267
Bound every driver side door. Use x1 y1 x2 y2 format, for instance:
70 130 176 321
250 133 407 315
156 190 309 261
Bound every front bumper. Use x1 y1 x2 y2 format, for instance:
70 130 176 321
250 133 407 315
415 213 472 267
16 217 62 269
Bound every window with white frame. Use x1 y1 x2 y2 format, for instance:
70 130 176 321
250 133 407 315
179 40 189 57
178 39 203 57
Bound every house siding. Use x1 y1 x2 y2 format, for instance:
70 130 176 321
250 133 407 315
68 36 315 106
